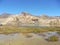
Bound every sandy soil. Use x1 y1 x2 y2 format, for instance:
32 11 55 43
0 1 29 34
0 33 60 45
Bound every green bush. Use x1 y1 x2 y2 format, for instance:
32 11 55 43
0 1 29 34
47 35 58 41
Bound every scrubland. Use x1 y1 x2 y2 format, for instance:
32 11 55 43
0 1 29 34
0 26 60 34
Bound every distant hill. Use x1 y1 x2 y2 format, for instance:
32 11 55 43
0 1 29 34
0 13 12 18
0 12 60 26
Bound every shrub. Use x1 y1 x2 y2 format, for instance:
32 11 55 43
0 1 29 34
57 31 60 35
47 35 58 41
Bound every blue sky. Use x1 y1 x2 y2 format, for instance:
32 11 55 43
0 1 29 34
0 0 60 16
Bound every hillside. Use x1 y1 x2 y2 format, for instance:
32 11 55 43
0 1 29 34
0 12 60 26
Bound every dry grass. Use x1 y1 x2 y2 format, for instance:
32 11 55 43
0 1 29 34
0 26 60 34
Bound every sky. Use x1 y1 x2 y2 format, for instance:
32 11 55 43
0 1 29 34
0 0 60 16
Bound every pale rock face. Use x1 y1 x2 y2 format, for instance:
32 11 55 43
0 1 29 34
0 12 60 26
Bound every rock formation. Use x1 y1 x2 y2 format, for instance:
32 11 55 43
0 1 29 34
0 12 60 26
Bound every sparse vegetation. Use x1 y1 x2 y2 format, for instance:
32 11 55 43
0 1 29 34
47 35 58 41
57 31 60 35
0 26 60 34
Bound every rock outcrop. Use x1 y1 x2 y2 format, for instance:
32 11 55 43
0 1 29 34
0 12 60 26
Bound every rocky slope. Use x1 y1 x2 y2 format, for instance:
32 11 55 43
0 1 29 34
0 12 60 26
